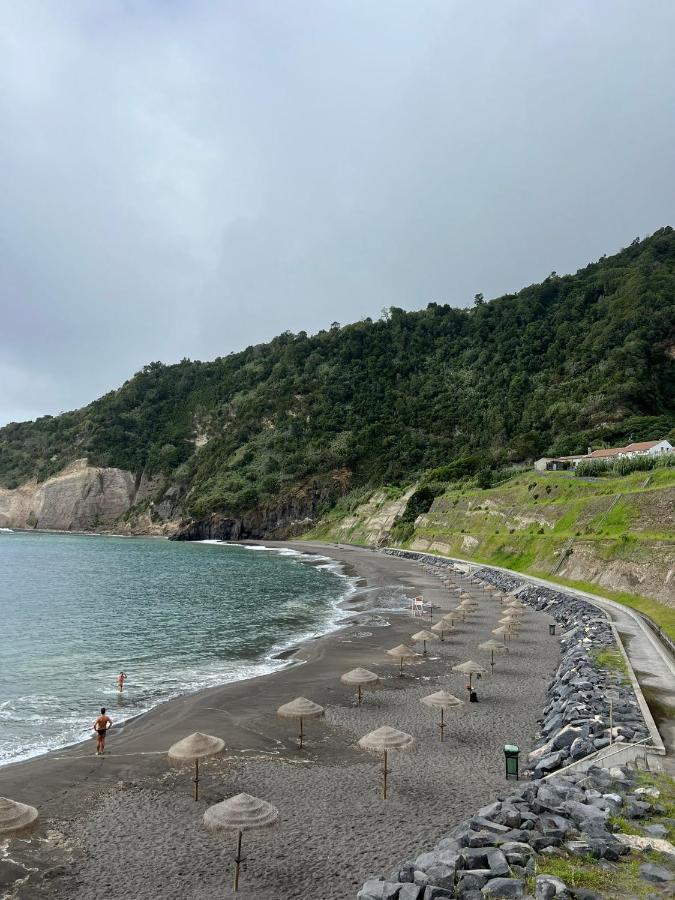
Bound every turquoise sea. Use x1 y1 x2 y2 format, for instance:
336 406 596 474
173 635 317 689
0 532 351 766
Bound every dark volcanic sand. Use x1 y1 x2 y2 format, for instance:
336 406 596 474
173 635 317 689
0 542 557 900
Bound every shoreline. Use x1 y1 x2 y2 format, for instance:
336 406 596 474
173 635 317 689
1 541 558 900
0 542 435 784
0 538 363 770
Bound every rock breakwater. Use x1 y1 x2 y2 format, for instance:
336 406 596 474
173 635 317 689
357 764 673 899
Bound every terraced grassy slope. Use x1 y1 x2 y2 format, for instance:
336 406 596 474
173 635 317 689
306 468 675 619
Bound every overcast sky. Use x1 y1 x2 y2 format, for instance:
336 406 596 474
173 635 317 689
1 1 674 426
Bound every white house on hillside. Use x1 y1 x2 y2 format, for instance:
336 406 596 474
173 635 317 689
534 438 673 472
621 439 673 457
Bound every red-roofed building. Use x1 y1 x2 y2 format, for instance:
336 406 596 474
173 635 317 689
534 438 672 471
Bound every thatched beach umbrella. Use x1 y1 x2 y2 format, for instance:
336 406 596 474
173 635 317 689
492 625 512 644
168 732 226 801
387 643 420 676
358 726 415 799
478 638 509 673
340 667 380 706
431 620 452 642
277 697 324 750
420 690 464 741
411 629 438 656
452 659 487 694
499 615 521 630
203 793 278 892
0 797 39 837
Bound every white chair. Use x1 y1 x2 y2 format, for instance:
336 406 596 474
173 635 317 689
411 596 426 617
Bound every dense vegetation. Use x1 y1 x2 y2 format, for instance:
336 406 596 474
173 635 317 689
575 453 675 478
1 228 674 522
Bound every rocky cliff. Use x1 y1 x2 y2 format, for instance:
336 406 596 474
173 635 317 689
171 470 351 542
0 460 180 533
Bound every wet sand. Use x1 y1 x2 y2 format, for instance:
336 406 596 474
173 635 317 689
1 542 557 900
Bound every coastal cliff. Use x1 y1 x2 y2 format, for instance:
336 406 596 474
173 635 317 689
171 470 350 542
0 459 181 533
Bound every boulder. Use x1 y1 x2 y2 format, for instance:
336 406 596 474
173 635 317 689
639 862 674 884
551 726 581 751
467 831 498 848
424 865 455 890
482 877 525 898
534 875 572 899
358 881 401 900
398 886 423 900
643 824 668 838
470 817 510 834
485 849 511 878
455 870 491 892
423 887 453 900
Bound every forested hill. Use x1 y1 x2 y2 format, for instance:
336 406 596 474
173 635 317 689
1 228 674 533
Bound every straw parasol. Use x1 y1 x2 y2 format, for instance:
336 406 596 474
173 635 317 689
387 643 420 676
358 726 415 798
499 615 521 630
430 620 452 642
492 625 512 644
277 697 324 750
203 793 278 892
420 690 464 741
340 667 380 706
478 638 509 673
452 659 487 693
0 797 39 837
168 732 226 801
411 629 438 656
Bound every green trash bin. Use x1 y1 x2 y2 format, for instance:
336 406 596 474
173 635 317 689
549 622 556 636
504 744 520 779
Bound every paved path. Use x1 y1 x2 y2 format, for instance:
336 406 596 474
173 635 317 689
400 551 675 772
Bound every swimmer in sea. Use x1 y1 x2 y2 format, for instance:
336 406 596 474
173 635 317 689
94 707 112 755
117 671 127 692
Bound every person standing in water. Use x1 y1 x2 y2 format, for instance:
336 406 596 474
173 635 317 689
116 671 127 692
94 708 112 755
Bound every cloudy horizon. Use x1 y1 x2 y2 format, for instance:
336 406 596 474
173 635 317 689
2 1 674 426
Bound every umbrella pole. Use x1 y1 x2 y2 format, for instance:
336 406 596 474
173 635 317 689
491 650 495 674
383 750 388 800
423 641 427 657
400 657 404 677
299 717 304 750
234 830 243 892
357 685 362 707
194 758 199 801
439 707 445 742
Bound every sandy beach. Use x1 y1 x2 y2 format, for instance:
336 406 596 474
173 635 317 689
1 542 558 900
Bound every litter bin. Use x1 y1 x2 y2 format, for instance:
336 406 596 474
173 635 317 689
504 744 520 779
549 623 556 636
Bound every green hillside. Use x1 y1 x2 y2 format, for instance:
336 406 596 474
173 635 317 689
306 467 675 625
1 228 674 532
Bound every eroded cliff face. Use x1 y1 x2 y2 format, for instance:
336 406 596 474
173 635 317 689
172 470 351 542
0 460 180 533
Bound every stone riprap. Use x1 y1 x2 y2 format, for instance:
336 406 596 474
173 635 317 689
382 550 650 777
357 764 670 899
465 567 650 776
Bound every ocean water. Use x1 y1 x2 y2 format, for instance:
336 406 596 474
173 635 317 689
0 532 352 766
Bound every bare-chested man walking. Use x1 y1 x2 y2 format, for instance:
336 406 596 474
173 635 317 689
93 707 112 755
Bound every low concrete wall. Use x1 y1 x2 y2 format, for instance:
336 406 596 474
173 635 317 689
545 740 664 777
383 547 668 761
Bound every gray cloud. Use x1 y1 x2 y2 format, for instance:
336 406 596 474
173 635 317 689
2 0 674 424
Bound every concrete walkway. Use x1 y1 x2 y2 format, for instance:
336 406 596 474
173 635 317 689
394 550 675 772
